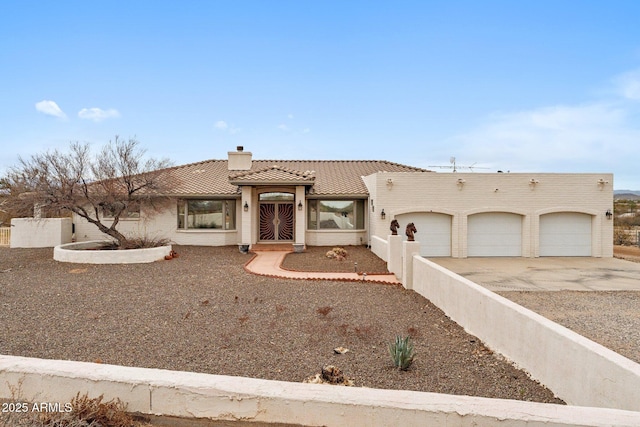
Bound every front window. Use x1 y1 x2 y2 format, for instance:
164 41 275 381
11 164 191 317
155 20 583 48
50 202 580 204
307 199 365 230
259 192 294 201
177 199 236 230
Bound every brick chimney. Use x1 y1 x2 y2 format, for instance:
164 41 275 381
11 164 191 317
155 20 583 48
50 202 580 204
228 146 252 170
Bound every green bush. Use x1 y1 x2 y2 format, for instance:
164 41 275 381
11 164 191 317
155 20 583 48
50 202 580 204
389 335 415 370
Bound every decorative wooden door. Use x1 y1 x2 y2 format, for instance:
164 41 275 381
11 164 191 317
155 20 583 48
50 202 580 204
259 202 294 241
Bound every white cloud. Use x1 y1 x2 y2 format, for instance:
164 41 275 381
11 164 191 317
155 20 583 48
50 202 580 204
302 128 310 133
447 102 640 172
77 107 120 122
215 120 241 134
613 69 640 100
287 113 294 119
35 100 66 119
277 124 289 131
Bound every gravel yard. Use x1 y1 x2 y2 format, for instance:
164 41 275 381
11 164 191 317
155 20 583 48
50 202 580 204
0 245 563 404
615 244 640 263
495 246 640 365
281 245 389 274
497 290 640 364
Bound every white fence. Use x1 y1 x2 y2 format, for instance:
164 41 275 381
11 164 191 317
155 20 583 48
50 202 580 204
9 218 72 248
2 355 640 427
0 227 9 246
410 255 640 411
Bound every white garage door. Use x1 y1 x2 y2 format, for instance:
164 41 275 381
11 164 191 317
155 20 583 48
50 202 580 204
468 212 522 257
540 212 592 256
396 212 451 257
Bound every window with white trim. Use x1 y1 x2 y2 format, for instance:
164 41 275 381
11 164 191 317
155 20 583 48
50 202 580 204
307 199 365 230
177 199 236 230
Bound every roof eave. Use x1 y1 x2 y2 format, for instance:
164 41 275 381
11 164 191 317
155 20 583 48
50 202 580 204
306 193 370 198
229 180 315 186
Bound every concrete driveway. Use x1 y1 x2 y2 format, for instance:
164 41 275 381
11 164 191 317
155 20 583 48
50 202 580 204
429 257 640 292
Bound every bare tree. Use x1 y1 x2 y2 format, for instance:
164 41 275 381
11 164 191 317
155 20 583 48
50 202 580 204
2 136 174 248
1 177 30 226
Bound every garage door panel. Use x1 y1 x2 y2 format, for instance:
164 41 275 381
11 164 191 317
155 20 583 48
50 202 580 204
396 212 451 257
540 213 591 256
468 212 522 257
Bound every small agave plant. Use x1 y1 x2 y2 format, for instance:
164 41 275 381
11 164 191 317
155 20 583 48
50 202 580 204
389 335 415 371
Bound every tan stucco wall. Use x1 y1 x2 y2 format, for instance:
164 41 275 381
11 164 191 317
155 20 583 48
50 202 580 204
73 172 613 254
73 199 239 247
305 230 368 246
367 172 614 258
10 217 73 248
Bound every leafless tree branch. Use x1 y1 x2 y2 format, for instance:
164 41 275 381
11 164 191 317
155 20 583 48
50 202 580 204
1 136 174 248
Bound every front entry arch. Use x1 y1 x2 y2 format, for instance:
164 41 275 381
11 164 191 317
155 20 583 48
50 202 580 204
259 192 294 242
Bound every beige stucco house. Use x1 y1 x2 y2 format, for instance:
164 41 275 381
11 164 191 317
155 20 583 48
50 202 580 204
72 147 614 258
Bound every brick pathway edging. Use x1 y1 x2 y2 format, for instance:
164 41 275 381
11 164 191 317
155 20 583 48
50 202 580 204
244 250 400 285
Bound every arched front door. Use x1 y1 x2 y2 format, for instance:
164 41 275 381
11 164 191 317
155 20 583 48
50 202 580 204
259 192 294 241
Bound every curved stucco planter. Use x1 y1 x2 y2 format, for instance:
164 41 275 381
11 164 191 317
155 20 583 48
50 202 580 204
54 240 172 264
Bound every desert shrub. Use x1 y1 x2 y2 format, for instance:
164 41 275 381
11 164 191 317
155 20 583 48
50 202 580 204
389 335 415 371
121 235 171 249
614 226 634 246
0 391 146 427
64 393 138 427
326 247 348 261
332 247 348 257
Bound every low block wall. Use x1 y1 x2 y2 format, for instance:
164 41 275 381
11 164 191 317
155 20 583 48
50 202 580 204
370 236 388 262
53 241 172 264
10 218 72 248
411 256 640 412
2 355 640 427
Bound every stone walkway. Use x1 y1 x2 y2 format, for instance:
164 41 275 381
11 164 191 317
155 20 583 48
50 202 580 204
245 250 400 284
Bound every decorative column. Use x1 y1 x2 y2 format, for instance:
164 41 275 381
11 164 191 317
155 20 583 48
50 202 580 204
402 240 421 289
294 185 306 253
388 234 403 280
239 186 252 253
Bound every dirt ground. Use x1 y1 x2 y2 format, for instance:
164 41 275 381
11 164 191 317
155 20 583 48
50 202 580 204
614 245 640 262
281 245 389 274
0 245 562 405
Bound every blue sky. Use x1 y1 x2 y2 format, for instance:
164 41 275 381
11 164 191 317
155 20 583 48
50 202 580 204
2 1 640 189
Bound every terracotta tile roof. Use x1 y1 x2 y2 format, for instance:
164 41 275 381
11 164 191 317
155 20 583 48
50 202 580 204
161 159 428 196
229 165 316 185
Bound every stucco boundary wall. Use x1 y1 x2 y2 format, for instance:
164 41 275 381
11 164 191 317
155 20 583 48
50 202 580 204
410 255 640 412
10 217 72 248
2 355 640 427
370 235 388 262
53 241 172 264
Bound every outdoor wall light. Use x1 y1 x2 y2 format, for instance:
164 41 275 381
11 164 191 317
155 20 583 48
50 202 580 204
298 201 303 211
456 178 466 190
606 209 613 220
529 178 539 190
386 178 394 189
381 209 386 220
598 178 609 189
243 202 249 212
